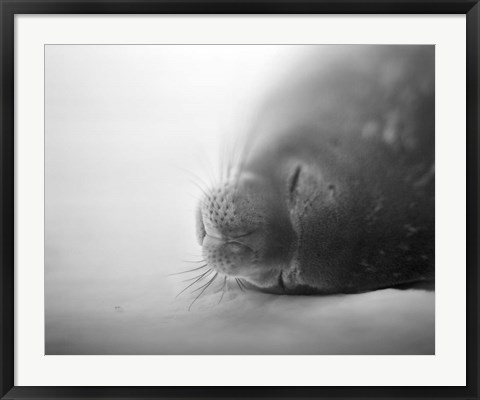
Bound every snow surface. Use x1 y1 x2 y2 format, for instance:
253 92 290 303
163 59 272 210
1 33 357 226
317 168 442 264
46 273 434 355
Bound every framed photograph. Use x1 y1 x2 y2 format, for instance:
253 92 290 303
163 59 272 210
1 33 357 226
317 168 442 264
1 1 478 399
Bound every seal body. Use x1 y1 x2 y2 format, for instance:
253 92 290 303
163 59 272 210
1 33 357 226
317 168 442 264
196 46 434 294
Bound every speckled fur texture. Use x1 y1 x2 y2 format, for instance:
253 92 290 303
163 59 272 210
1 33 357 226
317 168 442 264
196 46 435 294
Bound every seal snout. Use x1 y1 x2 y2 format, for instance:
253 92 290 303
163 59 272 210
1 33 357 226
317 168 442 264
196 179 262 277
196 173 295 290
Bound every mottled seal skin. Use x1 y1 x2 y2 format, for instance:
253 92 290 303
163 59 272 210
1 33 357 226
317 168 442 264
196 46 434 294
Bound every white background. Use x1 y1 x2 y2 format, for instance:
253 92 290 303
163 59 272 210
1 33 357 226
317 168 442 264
15 15 466 386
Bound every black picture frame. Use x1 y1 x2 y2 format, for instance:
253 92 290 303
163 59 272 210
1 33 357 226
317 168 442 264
1 1 478 399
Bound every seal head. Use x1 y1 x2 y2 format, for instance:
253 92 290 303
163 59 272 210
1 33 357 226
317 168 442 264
196 46 435 294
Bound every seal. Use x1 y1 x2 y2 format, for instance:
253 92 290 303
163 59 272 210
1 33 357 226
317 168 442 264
196 46 435 294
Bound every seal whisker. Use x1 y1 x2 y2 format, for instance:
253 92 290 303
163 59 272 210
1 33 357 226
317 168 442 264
168 264 207 276
237 278 248 291
181 260 206 264
197 152 219 192
219 137 230 183
175 165 214 198
225 134 239 181
175 269 212 298
224 138 237 182
230 116 263 191
217 276 228 304
190 272 219 294
224 130 246 189
182 271 212 282
176 165 213 190
235 278 245 292
187 193 210 205
189 174 212 193
187 179 212 199
188 272 219 311
186 252 205 257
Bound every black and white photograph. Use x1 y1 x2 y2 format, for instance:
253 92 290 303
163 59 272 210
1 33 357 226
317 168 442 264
45 44 435 355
